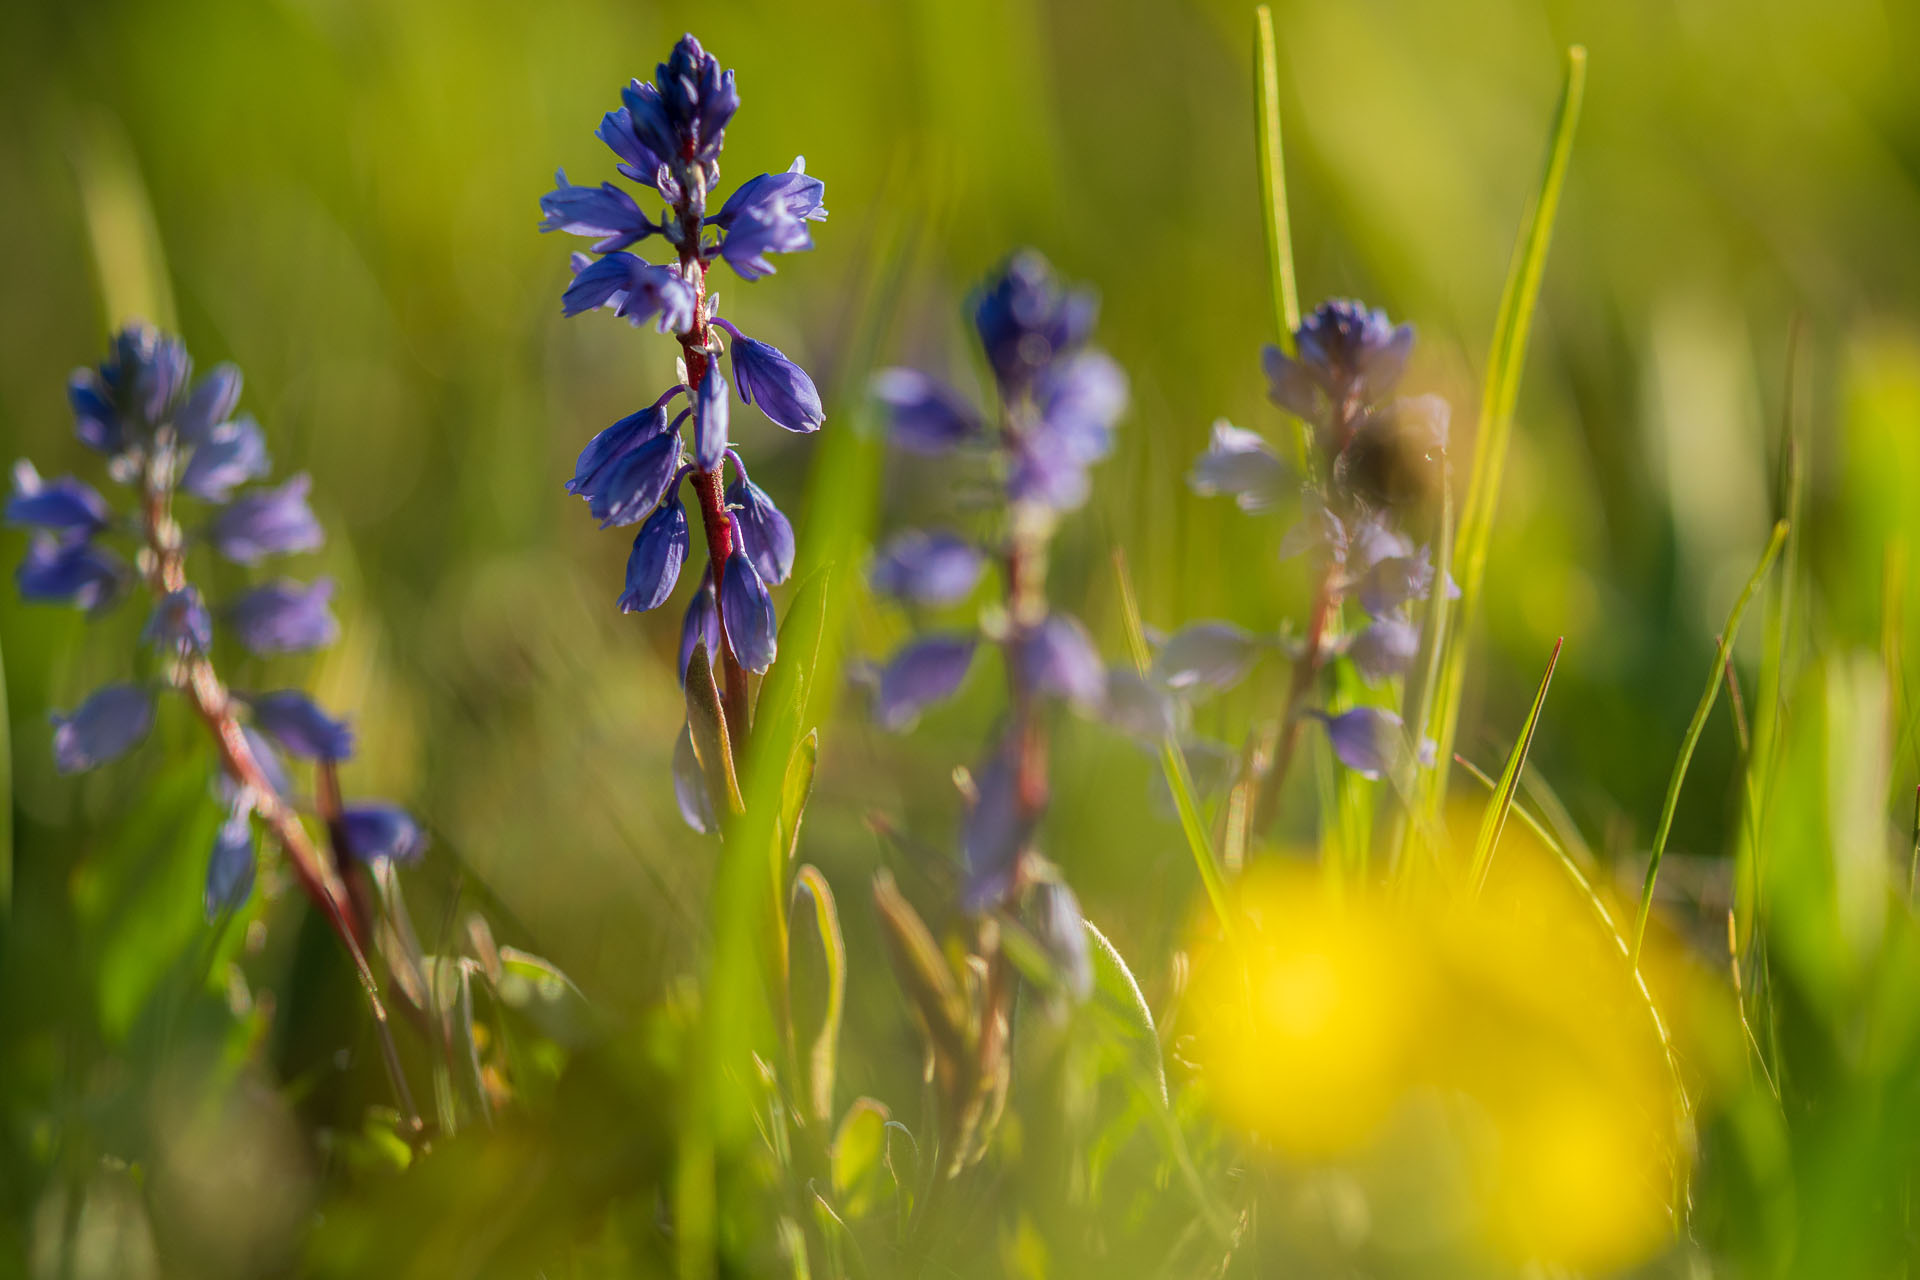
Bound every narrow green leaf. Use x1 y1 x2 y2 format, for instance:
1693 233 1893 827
871 870 969 1074
1468 637 1564 894
1424 45 1587 817
830 1097 892 1219
791 863 846 1125
1633 520 1790 962
685 640 743 817
1084 921 1168 1106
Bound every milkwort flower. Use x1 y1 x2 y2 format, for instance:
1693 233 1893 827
1182 299 1455 802
9 324 420 932
542 33 826 821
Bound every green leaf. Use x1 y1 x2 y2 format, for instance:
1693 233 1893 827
1252 5 1305 470
685 640 743 818
871 870 969 1078
1468 636 1563 894
780 731 819 866
492 946 594 1048
789 863 846 1125
1083 921 1167 1106
830 1096 892 1220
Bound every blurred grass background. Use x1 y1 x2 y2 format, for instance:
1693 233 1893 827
4 0 1920 1273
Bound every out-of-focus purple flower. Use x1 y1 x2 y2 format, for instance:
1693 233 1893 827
679 574 720 682
1151 622 1262 694
1265 300 1414 425
1008 441 1091 512
239 727 294 801
1314 706 1401 779
175 364 243 445
226 578 339 654
180 416 270 503
144 587 212 656
339 802 428 865
715 321 822 433
562 252 697 332
972 250 1097 392
69 370 127 457
567 403 672 497
1277 500 1347 562
868 529 983 605
875 633 976 730
672 723 715 833
540 169 657 252
961 741 1031 912
872 369 983 454
710 158 828 230
208 474 323 564
620 492 688 613
205 802 256 919
717 205 813 281
1355 545 1456 619
1189 421 1287 513
7 462 110 536
583 429 682 529
16 534 125 610
719 543 777 672
692 362 729 472
127 327 192 426
51 683 154 773
1018 614 1105 708
1347 614 1420 683
1035 349 1126 462
725 466 794 585
1032 879 1092 1001
1101 667 1178 741
246 690 353 761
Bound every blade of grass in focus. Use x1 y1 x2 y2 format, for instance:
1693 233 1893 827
1468 636 1563 894
1421 46 1586 822
1633 520 1790 963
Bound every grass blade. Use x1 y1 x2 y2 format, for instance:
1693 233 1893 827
1468 637 1563 894
1423 46 1587 817
791 864 846 1125
1632 520 1790 962
1254 6 1300 342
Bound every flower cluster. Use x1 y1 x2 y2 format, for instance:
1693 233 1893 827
10 325 424 921
1180 299 1453 780
542 33 825 786
869 251 1133 997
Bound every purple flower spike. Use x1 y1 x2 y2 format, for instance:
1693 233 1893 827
1314 706 1402 780
692 362 730 473
562 253 696 332
1151 622 1262 694
339 803 428 865
1035 349 1127 462
961 741 1031 913
585 430 682 529
246 690 354 761
868 529 983 606
1018 614 1105 708
7 462 110 536
679 573 721 683
872 369 983 454
1188 420 1287 513
720 323 823 433
51 683 154 774
540 168 657 252
875 633 976 731
205 803 256 919
69 370 127 457
208 474 323 564
568 405 671 497
972 250 1098 393
176 364 244 445
725 467 794 585
1355 544 1454 619
180 415 271 503
16 534 126 610
226 578 339 654
719 545 778 672
144 587 213 656
672 723 715 833
1348 615 1421 683
710 157 827 230
620 492 689 613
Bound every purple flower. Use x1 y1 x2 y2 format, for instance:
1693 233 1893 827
692 362 729 472
7 461 109 536
205 803 256 919
1033 880 1092 1002
679 574 720 682
123 326 192 426
540 169 657 252
339 802 428 865
16 534 126 610
872 369 983 454
1348 615 1420 683
144 587 212 656
225 578 339 654
208 474 323 564
1355 545 1456 618
972 250 1098 392
238 727 294 801
51 683 154 773
597 106 664 187
69 369 127 457
562 252 696 332
961 740 1030 912
875 633 976 730
180 416 271 503
725 466 794 585
716 321 823 433
717 205 813 281
631 34 738 166
710 158 827 230
1151 622 1262 694
176 364 243 445
1189 420 1286 513
868 530 983 605
1277 499 1347 561
672 723 715 833
246 690 353 761
620 492 689 613
582 429 682 529
1018 614 1104 708
1314 706 1402 779
719 543 778 672
567 403 672 497
1007 441 1090 511
1035 349 1126 462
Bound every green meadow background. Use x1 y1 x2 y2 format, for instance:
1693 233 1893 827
3 0 1920 1274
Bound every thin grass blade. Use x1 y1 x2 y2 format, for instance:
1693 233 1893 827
1468 636 1563 894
